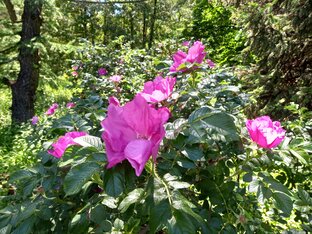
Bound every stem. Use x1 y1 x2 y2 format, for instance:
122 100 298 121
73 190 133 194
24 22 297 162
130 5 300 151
152 160 172 205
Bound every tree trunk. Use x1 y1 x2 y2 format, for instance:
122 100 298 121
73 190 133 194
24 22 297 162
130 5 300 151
142 7 147 47
11 0 43 123
3 0 17 23
148 0 157 49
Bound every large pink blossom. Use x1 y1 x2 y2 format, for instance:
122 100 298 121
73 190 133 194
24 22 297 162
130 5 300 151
101 95 170 176
48 131 88 158
246 116 286 149
170 41 206 72
45 103 59 116
138 76 176 103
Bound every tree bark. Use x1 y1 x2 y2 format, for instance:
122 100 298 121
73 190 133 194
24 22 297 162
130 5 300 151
11 0 43 123
142 6 147 47
148 0 157 49
2 0 17 23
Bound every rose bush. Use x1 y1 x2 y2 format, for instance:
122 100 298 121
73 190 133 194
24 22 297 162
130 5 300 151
1 40 311 234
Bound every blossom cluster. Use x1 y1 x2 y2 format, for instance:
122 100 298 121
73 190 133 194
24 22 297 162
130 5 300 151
46 40 286 177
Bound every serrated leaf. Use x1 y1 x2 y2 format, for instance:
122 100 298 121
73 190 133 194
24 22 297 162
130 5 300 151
118 188 144 213
9 170 33 183
73 135 104 151
188 107 238 142
273 192 293 216
167 210 196 234
181 147 203 161
104 167 125 197
149 200 172 233
64 162 100 196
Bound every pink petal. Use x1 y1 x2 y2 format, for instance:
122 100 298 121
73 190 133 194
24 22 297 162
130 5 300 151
124 139 152 176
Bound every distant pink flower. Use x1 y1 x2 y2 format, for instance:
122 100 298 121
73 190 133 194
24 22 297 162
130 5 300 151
246 116 286 149
66 102 75 108
31 116 39 125
48 131 88 158
138 76 176 103
182 41 190 47
109 75 122 83
207 59 215 68
45 103 59 116
98 68 108 76
170 41 206 72
101 95 170 176
72 71 78 77
72 65 79 71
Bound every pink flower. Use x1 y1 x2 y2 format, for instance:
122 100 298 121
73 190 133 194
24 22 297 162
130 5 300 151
66 102 75 108
170 41 206 72
138 76 176 103
98 68 108 76
109 75 122 83
48 131 88 158
108 96 120 106
72 65 79 71
207 59 215 68
182 41 190 47
31 116 39 125
101 95 170 176
72 71 78 77
45 103 59 116
246 116 286 149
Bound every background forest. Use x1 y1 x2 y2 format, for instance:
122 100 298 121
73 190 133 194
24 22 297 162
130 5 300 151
0 0 311 233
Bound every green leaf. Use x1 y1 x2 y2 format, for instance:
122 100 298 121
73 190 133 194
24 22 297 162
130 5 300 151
90 204 107 224
168 181 190 190
273 192 293 216
64 162 100 196
11 217 35 234
69 213 89 233
297 188 312 206
259 172 291 196
118 188 144 213
104 167 125 197
101 195 118 209
9 170 33 183
113 218 124 231
289 149 308 165
73 135 104 152
149 200 172 233
243 173 252 182
248 180 260 193
181 147 203 161
188 107 238 142
167 210 196 234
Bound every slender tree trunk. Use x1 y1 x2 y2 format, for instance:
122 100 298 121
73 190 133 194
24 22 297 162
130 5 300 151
3 0 17 23
129 11 134 41
11 0 42 123
148 0 157 49
142 8 147 47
